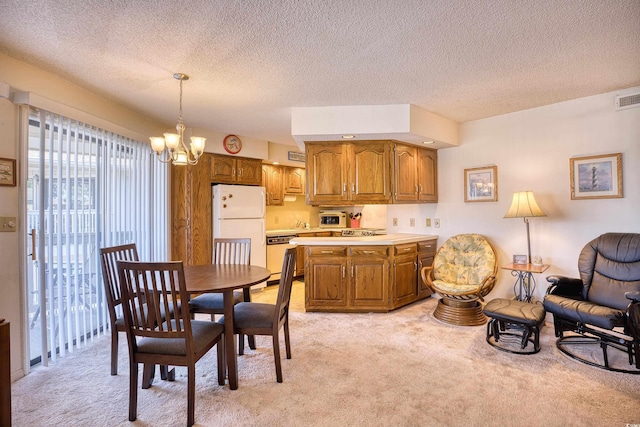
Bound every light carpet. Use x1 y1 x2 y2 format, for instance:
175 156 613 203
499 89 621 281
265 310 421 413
11 282 640 426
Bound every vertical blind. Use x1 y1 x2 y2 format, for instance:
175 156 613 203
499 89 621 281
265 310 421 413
26 106 169 365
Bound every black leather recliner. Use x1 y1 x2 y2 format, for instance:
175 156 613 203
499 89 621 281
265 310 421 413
543 232 640 373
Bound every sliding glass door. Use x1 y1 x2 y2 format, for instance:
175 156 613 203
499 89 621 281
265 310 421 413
24 107 169 366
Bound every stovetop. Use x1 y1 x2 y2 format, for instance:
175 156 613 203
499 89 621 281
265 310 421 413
340 229 378 237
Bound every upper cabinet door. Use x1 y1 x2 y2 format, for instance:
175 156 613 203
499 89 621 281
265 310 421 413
237 158 263 185
350 142 391 203
307 143 348 204
211 155 236 183
284 167 305 194
393 144 418 201
417 148 438 202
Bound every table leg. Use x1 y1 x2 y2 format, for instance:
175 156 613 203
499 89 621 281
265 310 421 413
223 289 238 390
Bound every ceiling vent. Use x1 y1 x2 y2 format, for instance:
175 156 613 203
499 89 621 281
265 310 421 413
615 92 640 111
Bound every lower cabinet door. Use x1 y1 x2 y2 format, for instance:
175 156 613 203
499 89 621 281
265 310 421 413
394 254 418 306
306 257 348 309
349 257 389 309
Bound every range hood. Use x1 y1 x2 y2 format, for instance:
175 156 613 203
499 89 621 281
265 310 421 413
291 104 459 150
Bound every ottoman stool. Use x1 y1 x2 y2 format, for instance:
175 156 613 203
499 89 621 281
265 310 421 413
482 298 546 354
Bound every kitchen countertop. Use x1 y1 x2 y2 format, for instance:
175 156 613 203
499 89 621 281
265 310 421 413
266 228 386 236
289 233 438 246
266 228 325 236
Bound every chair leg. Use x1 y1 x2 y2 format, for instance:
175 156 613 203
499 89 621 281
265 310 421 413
160 365 175 381
129 361 138 421
272 333 283 383
284 319 292 359
110 329 119 375
187 364 195 427
217 339 226 386
142 363 155 389
243 288 256 350
238 333 245 355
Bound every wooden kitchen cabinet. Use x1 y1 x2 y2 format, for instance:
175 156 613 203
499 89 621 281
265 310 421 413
417 148 438 202
305 140 435 205
304 238 437 312
306 246 349 309
284 166 305 194
393 143 438 203
171 153 212 265
211 153 262 185
306 141 391 205
417 239 437 297
306 143 348 204
262 164 284 205
349 246 390 309
393 243 418 306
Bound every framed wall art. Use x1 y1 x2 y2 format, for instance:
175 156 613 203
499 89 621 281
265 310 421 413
464 166 497 202
570 153 622 200
0 157 16 187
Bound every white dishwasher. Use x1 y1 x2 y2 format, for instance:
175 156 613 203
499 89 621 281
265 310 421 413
266 233 297 283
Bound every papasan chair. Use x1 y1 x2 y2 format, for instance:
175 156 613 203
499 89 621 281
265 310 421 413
420 234 498 326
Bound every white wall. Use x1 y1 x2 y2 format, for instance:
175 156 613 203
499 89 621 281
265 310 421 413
387 87 640 300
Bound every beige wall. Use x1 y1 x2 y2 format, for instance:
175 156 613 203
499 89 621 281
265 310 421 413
0 97 22 380
266 197 320 230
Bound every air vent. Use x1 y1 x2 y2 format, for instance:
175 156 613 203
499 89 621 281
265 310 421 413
615 92 640 111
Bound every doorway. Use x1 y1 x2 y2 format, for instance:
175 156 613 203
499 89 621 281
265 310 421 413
23 107 169 366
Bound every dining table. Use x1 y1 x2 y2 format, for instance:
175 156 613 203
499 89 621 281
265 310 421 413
183 263 271 390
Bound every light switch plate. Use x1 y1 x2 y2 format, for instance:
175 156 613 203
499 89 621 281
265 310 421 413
0 217 17 232
426 218 431 227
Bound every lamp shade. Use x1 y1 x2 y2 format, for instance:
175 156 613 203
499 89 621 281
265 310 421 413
504 191 546 218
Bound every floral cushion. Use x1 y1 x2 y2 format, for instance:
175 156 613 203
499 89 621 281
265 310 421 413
431 234 496 295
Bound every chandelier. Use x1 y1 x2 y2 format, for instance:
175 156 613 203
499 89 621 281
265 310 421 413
150 73 206 166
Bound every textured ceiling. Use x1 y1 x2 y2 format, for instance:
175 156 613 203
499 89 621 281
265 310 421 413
1 0 639 145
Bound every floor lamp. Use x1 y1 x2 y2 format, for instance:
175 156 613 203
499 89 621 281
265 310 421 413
504 191 546 263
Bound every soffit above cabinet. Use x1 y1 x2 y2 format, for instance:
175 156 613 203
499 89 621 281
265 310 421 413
291 104 458 150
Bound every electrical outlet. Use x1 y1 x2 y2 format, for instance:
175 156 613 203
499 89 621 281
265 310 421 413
392 217 398 226
275 216 279 224
434 218 440 228
410 218 415 227
426 218 431 227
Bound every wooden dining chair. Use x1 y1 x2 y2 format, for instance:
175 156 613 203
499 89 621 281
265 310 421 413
220 247 297 383
99 243 139 375
189 238 251 319
117 260 225 427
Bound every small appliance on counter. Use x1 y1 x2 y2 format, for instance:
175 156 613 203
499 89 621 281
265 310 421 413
319 211 346 228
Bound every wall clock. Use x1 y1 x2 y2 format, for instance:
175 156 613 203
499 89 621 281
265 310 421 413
223 134 242 154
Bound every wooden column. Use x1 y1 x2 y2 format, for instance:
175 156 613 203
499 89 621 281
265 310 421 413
0 318 10 427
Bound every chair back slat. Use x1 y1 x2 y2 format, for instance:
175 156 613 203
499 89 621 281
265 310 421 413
117 261 190 343
100 244 139 320
213 238 251 265
274 248 297 326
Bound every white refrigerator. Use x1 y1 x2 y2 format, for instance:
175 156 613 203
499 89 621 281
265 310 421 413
212 184 267 287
